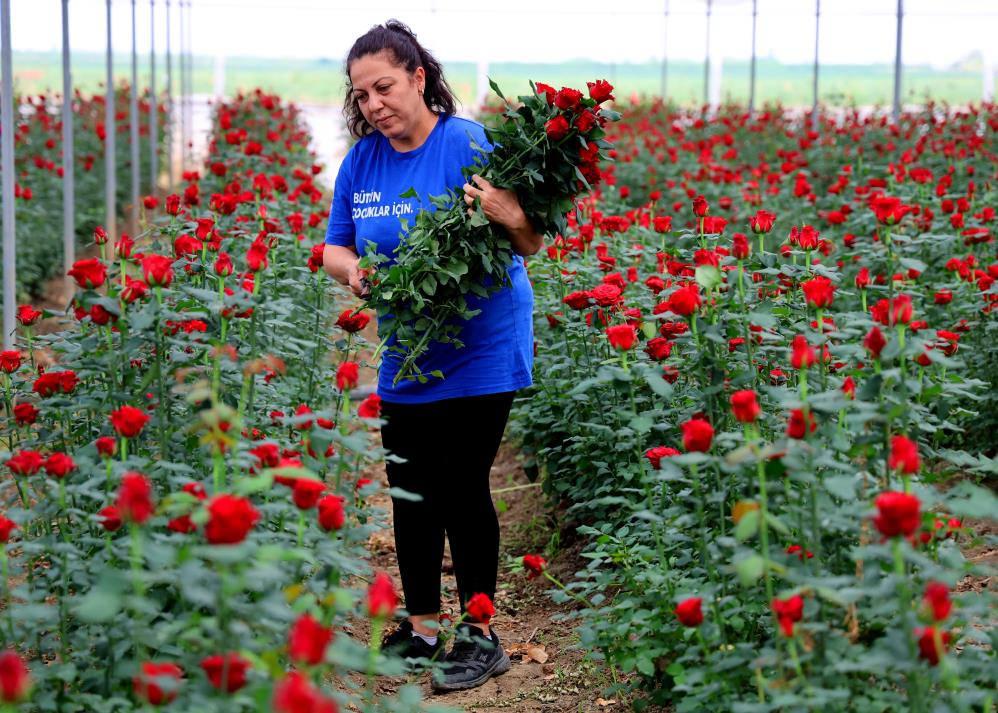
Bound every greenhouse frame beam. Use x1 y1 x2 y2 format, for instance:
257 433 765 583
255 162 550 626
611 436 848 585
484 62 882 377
749 0 758 115
105 0 116 243
130 0 140 234
893 0 904 123
703 0 712 107
165 0 173 188
150 0 158 191
62 0 75 301
2 0 15 348
178 0 185 174
811 0 821 132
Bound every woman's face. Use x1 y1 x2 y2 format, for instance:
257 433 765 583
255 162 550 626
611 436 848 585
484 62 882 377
349 50 426 141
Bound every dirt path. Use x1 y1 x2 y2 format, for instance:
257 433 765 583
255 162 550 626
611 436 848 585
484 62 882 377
356 441 620 713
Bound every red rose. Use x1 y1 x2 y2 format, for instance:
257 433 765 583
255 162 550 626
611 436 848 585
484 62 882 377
143 195 159 210
173 233 202 257
44 452 76 479
466 593 495 624
652 215 672 234
586 79 614 103
644 446 679 469
95 436 117 458
732 233 751 259
855 267 870 289
98 505 123 532
933 289 953 305
367 572 398 618
749 209 776 234
667 284 702 317
864 326 887 358
317 494 345 532
246 240 269 272
141 254 174 287
116 472 155 524
771 595 804 636
122 278 149 303
553 87 583 111
0 351 22 373
692 195 709 217
273 672 337 713
67 258 107 289
93 225 108 244
730 390 760 423
589 283 623 307
563 291 591 310
534 82 557 105
888 435 920 474
790 335 816 370
200 652 250 693
921 582 952 623
870 294 913 326
675 597 703 627
288 613 333 665
335 361 359 391
358 393 381 419
13 403 38 425
915 626 951 666
133 661 183 705
873 491 921 538
575 110 597 134
164 194 182 215
544 115 570 141
292 478 326 510
205 494 259 545
110 405 150 439
249 442 280 468
6 450 43 476
786 408 817 439
0 650 31 703
644 337 672 361
16 305 42 326
522 554 546 578
0 517 18 543
606 324 637 351
802 276 835 308
335 308 370 333
871 195 908 225
681 418 713 453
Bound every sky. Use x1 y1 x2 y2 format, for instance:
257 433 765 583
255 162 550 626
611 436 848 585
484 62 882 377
8 0 996 68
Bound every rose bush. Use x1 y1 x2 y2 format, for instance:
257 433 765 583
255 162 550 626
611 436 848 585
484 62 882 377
509 99 997 709
1 90 431 711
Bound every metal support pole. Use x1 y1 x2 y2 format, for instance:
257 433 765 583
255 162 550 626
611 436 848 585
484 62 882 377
165 0 173 188
703 0 712 107
660 0 669 102
178 0 185 174
149 0 158 190
1 0 16 348
185 0 192 168
130 0 140 232
61 0 75 301
749 0 758 115
105 0 116 243
892 0 903 124
811 0 820 132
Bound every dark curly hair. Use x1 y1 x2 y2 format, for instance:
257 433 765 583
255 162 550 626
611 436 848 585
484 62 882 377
343 20 458 140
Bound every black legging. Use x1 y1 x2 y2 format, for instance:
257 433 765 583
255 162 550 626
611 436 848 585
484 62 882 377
380 390 515 616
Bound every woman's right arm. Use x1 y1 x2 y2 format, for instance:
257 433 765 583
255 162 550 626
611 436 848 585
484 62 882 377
323 244 369 298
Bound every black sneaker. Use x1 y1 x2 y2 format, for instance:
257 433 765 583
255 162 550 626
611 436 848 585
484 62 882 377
431 622 512 692
381 619 444 662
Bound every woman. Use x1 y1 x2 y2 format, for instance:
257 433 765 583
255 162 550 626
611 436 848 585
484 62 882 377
321 20 542 692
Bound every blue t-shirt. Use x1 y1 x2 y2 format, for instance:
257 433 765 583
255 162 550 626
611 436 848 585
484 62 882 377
325 113 534 404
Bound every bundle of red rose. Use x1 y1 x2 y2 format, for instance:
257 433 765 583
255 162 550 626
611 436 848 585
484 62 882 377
361 79 620 384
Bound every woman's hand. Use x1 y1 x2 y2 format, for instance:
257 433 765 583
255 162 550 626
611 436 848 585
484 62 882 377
462 174 529 232
346 258 371 299
462 174 544 256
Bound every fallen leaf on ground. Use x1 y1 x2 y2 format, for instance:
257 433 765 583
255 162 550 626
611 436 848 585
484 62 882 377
596 698 617 707
526 645 549 663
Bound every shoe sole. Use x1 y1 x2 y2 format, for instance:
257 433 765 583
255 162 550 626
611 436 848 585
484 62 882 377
430 649 512 692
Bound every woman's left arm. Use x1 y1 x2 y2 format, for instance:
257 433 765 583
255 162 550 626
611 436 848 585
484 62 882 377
463 174 545 257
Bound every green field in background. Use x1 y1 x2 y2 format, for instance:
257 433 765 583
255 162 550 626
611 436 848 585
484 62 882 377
12 51 986 108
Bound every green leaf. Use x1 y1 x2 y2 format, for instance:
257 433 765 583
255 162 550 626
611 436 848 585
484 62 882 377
735 509 760 542
824 474 856 500
695 265 722 290
735 554 765 586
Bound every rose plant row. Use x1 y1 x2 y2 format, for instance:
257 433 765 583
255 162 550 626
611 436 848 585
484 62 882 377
509 98 997 710
1 83 167 297
0 89 433 712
